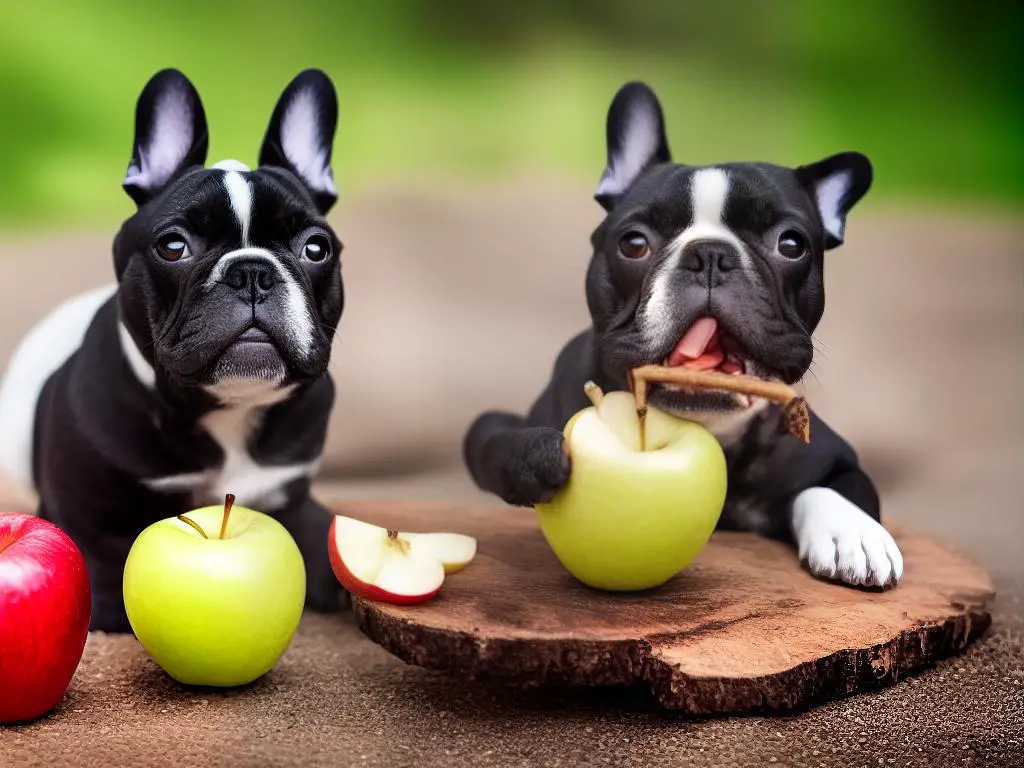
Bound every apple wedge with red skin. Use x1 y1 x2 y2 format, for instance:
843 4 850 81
328 515 477 605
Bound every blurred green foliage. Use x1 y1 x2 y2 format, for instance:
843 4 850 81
0 0 1020 229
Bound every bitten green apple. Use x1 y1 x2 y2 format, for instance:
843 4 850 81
123 495 305 687
536 384 727 591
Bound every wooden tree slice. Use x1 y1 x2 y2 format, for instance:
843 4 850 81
335 500 995 714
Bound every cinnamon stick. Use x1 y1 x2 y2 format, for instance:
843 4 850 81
630 364 811 443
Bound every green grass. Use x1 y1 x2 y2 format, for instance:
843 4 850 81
1 0 1020 230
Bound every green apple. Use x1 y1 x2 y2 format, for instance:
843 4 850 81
123 495 305 687
536 384 727 591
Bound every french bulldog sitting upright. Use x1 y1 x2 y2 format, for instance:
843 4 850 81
0 68 347 631
464 82 904 590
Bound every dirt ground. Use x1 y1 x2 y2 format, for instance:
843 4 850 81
0 179 1021 766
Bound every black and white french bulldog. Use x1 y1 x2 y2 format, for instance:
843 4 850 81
464 82 903 590
0 68 346 631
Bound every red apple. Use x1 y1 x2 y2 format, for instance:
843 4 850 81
328 515 476 605
0 513 91 723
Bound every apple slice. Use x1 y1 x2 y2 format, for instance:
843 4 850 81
402 532 477 574
328 516 477 605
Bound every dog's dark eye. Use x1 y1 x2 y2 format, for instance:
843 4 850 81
155 235 189 262
302 234 332 263
778 230 807 259
618 232 650 260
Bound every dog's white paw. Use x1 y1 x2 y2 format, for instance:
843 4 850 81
791 487 904 588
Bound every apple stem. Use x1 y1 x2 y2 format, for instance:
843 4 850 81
177 514 208 539
220 494 235 540
583 381 604 407
387 529 399 540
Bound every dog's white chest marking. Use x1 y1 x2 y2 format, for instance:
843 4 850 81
145 385 320 512
696 399 769 448
792 487 904 588
197 403 319 510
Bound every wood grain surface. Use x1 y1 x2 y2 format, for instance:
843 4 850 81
335 500 995 714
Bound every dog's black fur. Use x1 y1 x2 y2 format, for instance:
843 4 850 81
21 69 346 631
464 82 885 570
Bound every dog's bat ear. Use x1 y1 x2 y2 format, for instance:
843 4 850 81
594 82 671 211
122 69 209 206
259 69 339 215
795 152 873 249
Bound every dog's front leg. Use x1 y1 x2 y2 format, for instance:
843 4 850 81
790 468 904 589
275 487 345 613
465 412 572 507
463 330 594 508
89 557 134 633
39 505 136 633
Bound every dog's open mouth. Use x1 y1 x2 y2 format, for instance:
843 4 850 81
662 316 745 376
655 316 760 410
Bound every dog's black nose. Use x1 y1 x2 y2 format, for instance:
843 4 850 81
224 259 276 296
681 239 739 282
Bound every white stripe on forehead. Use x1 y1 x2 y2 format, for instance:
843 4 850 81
641 167 755 347
691 166 729 224
218 164 253 247
212 159 250 172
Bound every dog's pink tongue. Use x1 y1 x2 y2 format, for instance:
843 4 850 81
670 316 719 363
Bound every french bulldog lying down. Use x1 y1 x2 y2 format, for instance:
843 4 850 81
464 82 904 591
0 69 346 631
